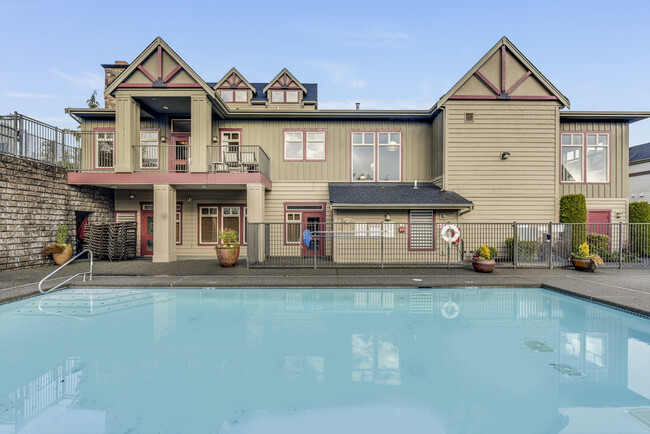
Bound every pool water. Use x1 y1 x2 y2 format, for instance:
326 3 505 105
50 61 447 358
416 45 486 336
1 287 649 434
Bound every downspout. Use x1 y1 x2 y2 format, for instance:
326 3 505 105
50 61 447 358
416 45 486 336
441 106 447 191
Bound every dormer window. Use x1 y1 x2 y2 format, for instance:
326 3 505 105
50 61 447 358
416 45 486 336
220 89 248 103
270 89 299 103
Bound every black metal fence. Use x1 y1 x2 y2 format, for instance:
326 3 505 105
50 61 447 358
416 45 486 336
247 222 650 269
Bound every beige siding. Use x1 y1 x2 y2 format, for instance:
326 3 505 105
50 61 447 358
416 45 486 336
445 100 560 222
559 121 629 199
265 182 331 222
585 198 628 223
214 119 432 182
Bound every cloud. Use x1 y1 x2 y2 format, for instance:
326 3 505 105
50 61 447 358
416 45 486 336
51 68 104 90
3 92 59 99
306 60 371 89
320 28 412 49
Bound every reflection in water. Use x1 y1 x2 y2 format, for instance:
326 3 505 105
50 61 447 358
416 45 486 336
0 287 649 433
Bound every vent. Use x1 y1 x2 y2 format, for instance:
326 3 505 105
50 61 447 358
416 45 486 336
525 340 555 353
624 407 650 430
465 112 474 123
409 210 434 249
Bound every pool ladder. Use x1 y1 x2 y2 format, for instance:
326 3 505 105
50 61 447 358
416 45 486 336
38 249 93 293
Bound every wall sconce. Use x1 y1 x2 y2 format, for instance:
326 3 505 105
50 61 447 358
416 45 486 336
161 136 167 143
501 152 511 160
212 136 219 143
128 192 135 200
186 196 193 202
615 211 623 219
384 213 391 221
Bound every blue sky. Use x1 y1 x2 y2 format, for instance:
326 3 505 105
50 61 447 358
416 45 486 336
1 0 649 145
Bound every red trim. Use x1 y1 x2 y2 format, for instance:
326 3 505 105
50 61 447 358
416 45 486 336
114 210 137 223
68 172 273 190
407 210 436 251
197 203 218 246
507 70 532 95
508 95 559 100
140 202 154 256
118 83 153 88
449 95 498 100
349 130 403 183
176 201 183 246
219 89 249 104
283 202 327 246
474 71 500 95
501 46 506 92
268 89 301 103
137 65 156 83
157 45 163 79
163 65 182 83
93 128 115 171
197 204 247 246
630 169 650 177
559 131 612 185
282 129 327 162
165 83 202 88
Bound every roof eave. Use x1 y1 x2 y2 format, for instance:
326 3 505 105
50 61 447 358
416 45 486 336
560 111 650 124
331 203 473 210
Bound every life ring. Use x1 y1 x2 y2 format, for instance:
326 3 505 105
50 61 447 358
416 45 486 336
441 301 460 319
441 224 460 243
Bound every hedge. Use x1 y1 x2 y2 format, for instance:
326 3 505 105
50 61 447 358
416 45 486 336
586 233 610 257
560 194 587 252
629 201 650 256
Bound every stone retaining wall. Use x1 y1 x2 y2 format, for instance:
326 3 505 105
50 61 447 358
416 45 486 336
0 153 114 270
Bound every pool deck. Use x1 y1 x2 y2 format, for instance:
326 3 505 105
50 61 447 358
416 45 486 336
1 258 649 317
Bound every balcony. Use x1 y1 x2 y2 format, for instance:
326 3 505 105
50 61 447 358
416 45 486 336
206 145 270 177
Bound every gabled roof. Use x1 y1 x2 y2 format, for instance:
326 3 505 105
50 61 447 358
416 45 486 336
328 183 473 209
104 37 216 97
630 142 650 163
263 68 307 94
213 67 257 94
250 83 318 103
434 36 570 110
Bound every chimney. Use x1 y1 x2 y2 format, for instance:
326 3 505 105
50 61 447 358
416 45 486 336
355 102 360 110
102 61 129 109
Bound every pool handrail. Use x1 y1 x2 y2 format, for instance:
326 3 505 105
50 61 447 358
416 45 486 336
38 249 93 293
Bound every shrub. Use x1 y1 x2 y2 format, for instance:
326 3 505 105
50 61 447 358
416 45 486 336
488 246 498 260
505 237 539 262
560 194 587 252
217 228 239 247
586 233 610 257
629 201 650 257
56 225 69 245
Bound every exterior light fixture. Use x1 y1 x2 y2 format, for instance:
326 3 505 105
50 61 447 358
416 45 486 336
128 192 135 200
186 196 193 202
200 185 208 189
501 152 511 160
385 214 391 221
212 136 219 142
162 106 169 110
161 136 167 143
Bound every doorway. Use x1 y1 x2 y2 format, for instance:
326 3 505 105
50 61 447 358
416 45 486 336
141 204 154 256
301 212 325 257
170 134 190 172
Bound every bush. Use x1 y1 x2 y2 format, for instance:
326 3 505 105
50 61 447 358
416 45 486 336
56 225 69 245
586 233 610 257
560 194 587 223
505 237 539 262
630 201 650 257
488 246 498 260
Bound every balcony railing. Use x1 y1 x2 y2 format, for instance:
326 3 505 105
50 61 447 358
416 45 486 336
132 144 191 173
207 145 270 178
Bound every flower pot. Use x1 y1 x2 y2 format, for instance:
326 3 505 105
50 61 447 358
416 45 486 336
571 258 597 272
52 245 73 266
216 246 240 267
472 259 496 273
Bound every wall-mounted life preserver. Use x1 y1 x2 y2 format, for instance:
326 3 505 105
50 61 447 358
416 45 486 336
441 224 460 243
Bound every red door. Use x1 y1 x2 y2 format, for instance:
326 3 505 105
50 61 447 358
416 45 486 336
588 210 611 240
170 134 190 172
141 209 154 256
302 213 325 257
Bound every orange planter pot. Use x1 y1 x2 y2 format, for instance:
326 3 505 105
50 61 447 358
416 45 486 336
216 246 240 267
52 245 73 266
571 258 597 272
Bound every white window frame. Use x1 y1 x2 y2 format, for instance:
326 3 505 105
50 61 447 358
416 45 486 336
352 132 402 182
95 131 114 169
586 133 609 183
220 89 248 103
284 131 304 160
270 89 300 103
284 130 326 161
306 131 326 161
139 130 159 169
377 132 402 182
285 212 301 244
199 206 220 245
561 132 610 184
221 207 241 244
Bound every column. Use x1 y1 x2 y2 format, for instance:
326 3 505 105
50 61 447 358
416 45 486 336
153 184 177 263
190 95 212 173
114 95 140 173
247 184 266 263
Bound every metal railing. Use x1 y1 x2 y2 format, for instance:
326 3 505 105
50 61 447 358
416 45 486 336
207 145 270 178
38 249 93 293
132 144 191 173
246 222 650 269
0 112 81 170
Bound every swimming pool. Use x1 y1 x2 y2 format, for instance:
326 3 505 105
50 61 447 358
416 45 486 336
1 287 649 433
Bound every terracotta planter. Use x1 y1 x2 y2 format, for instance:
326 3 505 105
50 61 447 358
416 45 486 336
216 246 240 267
472 259 496 273
571 258 597 272
52 245 73 266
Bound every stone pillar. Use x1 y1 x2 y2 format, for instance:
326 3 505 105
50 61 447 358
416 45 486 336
190 95 211 173
114 95 140 173
153 184 177 263
247 184 266 263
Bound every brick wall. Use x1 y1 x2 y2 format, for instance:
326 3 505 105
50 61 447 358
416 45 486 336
0 153 114 270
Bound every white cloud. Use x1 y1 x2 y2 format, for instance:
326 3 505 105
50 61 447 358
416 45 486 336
306 60 371 89
3 92 59 99
51 68 104 90
321 28 412 49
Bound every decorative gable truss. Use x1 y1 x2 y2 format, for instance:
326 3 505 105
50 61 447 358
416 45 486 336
437 37 570 108
214 68 257 103
263 68 307 104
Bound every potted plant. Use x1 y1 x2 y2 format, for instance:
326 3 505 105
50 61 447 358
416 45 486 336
41 225 73 266
472 244 497 273
215 228 240 267
569 242 604 272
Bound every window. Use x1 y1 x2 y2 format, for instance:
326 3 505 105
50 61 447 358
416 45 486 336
284 204 325 244
561 132 609 183
284 130 326 161
220 89 248 103
95 130 114 169
465 113 474 123
199 206 219 244
171 119 191 133
140 130 159 169
352 132 401 182
286 213 301 243
409 210 434 250
221 130 240 152
270 89 299 103
176 203 182 245
222 207 241 243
